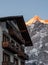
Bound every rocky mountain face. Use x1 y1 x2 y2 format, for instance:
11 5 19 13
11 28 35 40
25 19 48 65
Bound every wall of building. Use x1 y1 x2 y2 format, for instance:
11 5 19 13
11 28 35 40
0 22 15 63
0 22 9 65
0 23 3 65
0 22 25 65
1 22 8 32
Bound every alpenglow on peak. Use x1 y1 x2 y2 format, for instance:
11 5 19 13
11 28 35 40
26 16 48 26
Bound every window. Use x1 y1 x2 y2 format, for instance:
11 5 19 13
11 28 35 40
3 32 10 42
21 61 25 65
14 58 18 65
11 40 15 47
3 52 10 62
3 34 6 42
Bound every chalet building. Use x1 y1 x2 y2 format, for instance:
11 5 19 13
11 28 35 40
0 16 33 65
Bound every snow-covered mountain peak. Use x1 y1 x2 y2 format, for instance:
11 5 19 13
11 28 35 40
26 16 48 26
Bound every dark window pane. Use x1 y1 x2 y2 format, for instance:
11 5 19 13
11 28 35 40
3 52 10 62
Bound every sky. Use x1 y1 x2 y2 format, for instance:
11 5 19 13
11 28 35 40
0 0 48 21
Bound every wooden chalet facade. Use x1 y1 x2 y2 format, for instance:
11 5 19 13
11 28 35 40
0 16 33 65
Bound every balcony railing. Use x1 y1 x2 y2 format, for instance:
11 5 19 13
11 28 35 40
2 41 18 54
2 41 24 54
2 61 15 65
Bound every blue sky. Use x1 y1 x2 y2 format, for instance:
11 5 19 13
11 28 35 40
0 0 48 21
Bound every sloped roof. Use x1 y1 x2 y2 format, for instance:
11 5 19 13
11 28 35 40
0 16 33 46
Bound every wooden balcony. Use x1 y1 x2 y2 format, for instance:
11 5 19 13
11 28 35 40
2 61 14 65
6 22 25 45
2 41 24 54
10 30 25 44
2 41 18 54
